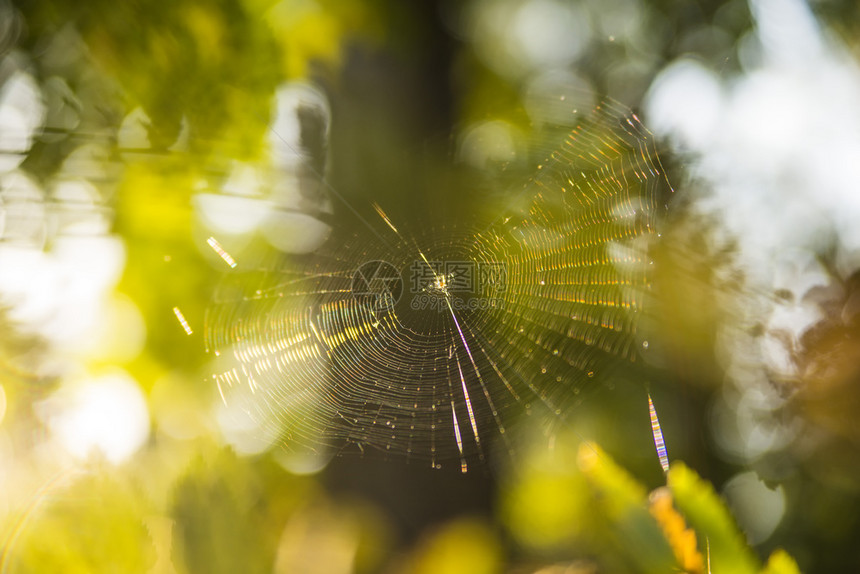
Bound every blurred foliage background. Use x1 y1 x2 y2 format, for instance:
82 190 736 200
2 0 860 572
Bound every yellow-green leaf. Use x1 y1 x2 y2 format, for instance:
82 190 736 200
667 463 760 574
760 549 802 574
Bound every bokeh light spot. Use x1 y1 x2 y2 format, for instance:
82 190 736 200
38 370 150 465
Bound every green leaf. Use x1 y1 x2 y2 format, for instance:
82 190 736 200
6 471 156 573
667 462 760 574
578 443 678 574
760 549 802 574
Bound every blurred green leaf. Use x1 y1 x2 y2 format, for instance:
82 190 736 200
649 487 705 573
170 451 306 574
7 470 156 573
668 462 760 574
578 443 677 574
760 549 802 574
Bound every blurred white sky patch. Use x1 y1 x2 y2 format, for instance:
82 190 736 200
465 0 591 81
751 0 826 68
193 81 332 260
723 470 786 544
49 178 113 237
646 0 860 278
268 82 330 173
37 369 150 465
510 0 590 71
1 57 131 361
117 107 151 150
0 52 151 474
0 236 130 351
0 169 46 246
645 0 860 337
646 59 723 151
0 69 45 173
645 0 860 468
455 0 658 102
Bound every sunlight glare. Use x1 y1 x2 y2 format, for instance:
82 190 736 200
39 370 150 465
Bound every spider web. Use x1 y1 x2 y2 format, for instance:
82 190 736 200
204 99 670 471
